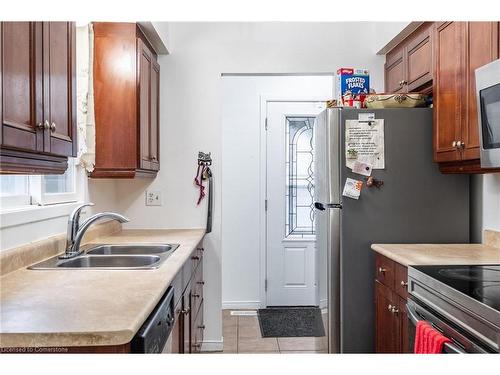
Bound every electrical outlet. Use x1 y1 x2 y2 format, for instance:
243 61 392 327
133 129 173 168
146 190 162 206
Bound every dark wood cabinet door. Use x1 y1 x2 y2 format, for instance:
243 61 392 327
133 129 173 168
434 22 465 163
398 297 410 353
385 48 406 93
1 22 43 152
170 303 182 353
43 22 76 157
138 39 152 171
149 60 160 170
463 22 499 161
375 281 399 353
406 25 433 92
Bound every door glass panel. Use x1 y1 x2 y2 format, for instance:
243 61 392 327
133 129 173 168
285 117 315 238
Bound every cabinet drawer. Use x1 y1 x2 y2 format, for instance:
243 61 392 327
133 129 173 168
375 254 395 288
394 263 409 299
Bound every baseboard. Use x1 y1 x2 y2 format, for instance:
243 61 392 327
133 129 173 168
221 301 261 310
201 339 224 352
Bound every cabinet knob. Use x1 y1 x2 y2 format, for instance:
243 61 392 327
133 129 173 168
181 307 191 315
150 156 157 161
402 80 407 85
391 306 399 314
192 293 200 298
36 122 46 130
197 247 205 252
457 141 465 149
400 280 408 288
192 255 200 260
50 122 56 133
378 267 386 274
197 281 205 285
198 325 205 330
387 304 393 311
193 343 202 349
452 141 457 148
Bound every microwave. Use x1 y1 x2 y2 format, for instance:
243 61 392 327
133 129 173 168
476 58 500 168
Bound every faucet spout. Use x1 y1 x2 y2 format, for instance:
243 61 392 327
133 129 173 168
61 206 129 259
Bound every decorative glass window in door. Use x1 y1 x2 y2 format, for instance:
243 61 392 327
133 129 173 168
285 117 315 238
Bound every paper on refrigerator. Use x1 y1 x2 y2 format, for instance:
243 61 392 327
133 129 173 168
345 119 385 169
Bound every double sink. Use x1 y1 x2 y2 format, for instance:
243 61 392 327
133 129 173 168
29 243 180 270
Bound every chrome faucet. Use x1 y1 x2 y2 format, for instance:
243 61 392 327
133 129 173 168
60 203 129 259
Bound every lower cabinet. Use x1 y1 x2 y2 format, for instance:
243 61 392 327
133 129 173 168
174 246 205 354
374 253 410 353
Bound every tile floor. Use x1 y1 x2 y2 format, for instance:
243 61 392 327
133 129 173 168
221 310 328 354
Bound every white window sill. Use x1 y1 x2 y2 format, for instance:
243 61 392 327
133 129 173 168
0 201 84 229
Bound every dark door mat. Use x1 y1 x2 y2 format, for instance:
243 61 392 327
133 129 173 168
257 306 326 338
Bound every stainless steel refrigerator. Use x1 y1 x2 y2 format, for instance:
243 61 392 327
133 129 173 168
314 108 470 353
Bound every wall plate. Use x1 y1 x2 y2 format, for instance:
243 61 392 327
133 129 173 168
146 190 162 206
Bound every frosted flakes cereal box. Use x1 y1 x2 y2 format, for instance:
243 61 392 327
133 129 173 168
336 68 370 108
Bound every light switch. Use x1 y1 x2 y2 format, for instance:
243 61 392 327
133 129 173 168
146 190 162 206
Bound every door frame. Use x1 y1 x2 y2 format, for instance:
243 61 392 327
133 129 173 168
259 95 332 308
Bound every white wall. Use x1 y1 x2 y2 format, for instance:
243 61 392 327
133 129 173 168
221 75 334 309
113 22 398 348
373 22 411 53
483 174 500 232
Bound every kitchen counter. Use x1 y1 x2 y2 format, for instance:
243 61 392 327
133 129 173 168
371 243 500 267
0 229 205 348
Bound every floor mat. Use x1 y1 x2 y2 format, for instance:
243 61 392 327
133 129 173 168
257 306 326 337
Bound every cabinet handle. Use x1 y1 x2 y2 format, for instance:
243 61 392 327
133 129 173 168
192 256 200 260
378 267 386 274
197 281 205 285
50 122 56 133
400 280 408 288
198 325 205 330
181 307 191 315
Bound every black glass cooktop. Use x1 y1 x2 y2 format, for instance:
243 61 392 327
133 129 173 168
413 265 500 312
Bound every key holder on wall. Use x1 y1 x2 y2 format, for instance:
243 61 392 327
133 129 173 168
194 151 213 233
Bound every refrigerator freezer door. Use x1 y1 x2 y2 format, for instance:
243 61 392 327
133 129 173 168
338 108 469 353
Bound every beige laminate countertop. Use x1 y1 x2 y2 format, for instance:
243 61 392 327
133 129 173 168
371 243 500 267
0 229 205 348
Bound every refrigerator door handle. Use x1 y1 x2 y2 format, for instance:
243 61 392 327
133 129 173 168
314 202 342 211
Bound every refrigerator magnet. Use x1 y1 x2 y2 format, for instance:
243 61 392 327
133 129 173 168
352 161 372 176
342 178 363 200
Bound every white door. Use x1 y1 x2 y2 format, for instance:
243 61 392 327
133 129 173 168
266 101 326 306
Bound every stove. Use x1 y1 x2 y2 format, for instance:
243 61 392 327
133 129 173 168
408 264 500 353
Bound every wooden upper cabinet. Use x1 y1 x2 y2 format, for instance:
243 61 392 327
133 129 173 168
92 23 160 178
384 23 433 94
43 22 77 157
433 21 500 172
1 22 42 153
433 22 465 163
463 22 499 161
406 25 433 92
0 21 75 174
385 48 405 94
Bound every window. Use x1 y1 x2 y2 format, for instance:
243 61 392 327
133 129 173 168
285 117 315 238
0 159 78 210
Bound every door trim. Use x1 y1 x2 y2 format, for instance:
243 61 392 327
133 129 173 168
259 95 333 308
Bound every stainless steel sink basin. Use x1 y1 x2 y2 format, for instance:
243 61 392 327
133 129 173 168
56 255 161 269
85 243 178 255
28 243 179 270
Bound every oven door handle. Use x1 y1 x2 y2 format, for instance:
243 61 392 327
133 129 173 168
406 303 467 354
